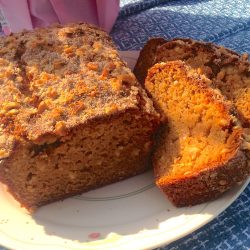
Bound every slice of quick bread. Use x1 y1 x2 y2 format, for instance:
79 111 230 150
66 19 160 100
134 38 250 129
145 61 249 206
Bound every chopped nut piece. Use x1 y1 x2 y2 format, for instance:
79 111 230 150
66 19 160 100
63 92 74 104
197 68 202 74
76 82 88 95
34 134 58 145
52 108 63 119
87 62 98 71
220 148 232 154
7 109 19 115
37 101 48 113
64 47 73 54
16 76 23 82
100 68 109 79
110 78 122 92
54 121 67 136
3 102 20 111
105 104 118 114
76 48 85 56
92 41 102 52
217 70 226 80
70 101 85 114
47 88 58 99
40 72 50 81
219 119 229 127
89 90 97 97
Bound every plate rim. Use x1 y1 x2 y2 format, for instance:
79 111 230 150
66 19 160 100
0 179 249 250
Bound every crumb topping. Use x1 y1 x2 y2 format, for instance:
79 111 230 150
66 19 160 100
0 23 153 144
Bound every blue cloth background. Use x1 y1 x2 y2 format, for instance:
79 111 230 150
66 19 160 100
111 0 250 249
0 0 249 249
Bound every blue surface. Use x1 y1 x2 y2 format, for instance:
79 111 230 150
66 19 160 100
111 0 250 249
0 0 249 249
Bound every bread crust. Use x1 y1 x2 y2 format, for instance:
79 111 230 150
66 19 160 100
157 150 248 207
133 38 166 85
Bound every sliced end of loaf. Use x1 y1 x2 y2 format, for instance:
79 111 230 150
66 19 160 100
145 61 249 206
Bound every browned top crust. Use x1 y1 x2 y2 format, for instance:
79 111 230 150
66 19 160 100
0 23 158 158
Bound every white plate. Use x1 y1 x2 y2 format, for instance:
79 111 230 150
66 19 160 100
0 51 249 250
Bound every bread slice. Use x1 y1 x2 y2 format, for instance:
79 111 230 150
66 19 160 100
135 38 250 126
133 38 166 85
145 61 249 206
155 38 250 129
0 23 160 211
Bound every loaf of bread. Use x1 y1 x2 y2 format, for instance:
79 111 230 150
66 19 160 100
145 61 249 206
0 23 160 211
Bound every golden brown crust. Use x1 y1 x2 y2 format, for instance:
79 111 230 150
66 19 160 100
145 61 249 206
133 38 166 85
158 150 248 207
